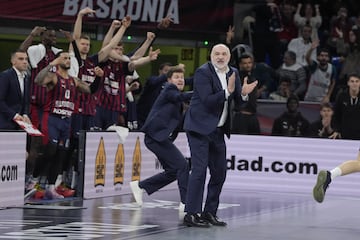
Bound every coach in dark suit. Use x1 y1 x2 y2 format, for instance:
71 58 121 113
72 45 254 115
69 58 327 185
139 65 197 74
136 63 193 128
183 44 258 227
130 66 192 210
0 50 31 130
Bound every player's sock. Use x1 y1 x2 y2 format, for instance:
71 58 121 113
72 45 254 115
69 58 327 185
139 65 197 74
330 167 342 180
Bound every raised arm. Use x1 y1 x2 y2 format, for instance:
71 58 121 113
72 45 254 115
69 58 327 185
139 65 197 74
73 7 96 41
127 15 172 58
102 19 122 48
306 40 319 65
128 47 160 72
19 26 46 51
226 25 235 46
98 16 131 62
130 32 156 60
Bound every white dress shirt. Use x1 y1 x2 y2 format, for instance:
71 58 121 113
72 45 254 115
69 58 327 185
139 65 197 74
214 65 230 127
13 67 25 95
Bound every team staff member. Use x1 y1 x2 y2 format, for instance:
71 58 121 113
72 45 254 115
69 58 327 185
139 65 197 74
183 44 257 227
129 67 192 212
0 50 31 130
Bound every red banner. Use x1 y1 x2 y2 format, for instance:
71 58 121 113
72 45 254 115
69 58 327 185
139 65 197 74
0 0 233 34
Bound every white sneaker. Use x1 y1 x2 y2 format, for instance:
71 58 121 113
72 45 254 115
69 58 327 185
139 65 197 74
24 188 37 200
45 188 64 200
25 177 38 192
178 202 186 220
129 180 143 206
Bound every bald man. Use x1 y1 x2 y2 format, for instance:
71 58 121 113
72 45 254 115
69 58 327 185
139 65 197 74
183 44 257 227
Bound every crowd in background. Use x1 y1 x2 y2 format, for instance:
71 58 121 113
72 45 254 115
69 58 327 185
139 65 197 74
227 0 360 139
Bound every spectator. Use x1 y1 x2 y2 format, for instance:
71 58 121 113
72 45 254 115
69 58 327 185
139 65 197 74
308 102 336 138
276 50 307 99
288 24 316 67
304 43 336 103
251 0 282 69
330 73 360 140
271 94 310 137
327 6 352 54
269 76 291 101
232 53 270 134
336 28 360 90
225 25 253 68
294 3 322 42
278 2 298 56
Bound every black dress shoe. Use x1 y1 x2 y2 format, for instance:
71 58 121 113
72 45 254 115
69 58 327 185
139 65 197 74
184 213 211 228
201 212 227 226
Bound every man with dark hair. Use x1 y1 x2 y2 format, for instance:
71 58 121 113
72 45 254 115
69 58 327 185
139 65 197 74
288 24 316 67
276 50 308 100
269 76 291 101
330 73 360 140
304 41 336 102
33 51 103 199
232 52 276 134
271 94 310 136
129 67 192 214
20 26 62 129
20 27 68 199
0 50 31 130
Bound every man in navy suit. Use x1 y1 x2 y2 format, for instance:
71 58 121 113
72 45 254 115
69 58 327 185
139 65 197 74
129 66 192 211
183 44 258 227
136 62 194 129
0 50 31 130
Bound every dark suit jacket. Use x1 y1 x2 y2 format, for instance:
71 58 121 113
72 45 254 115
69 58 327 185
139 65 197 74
137 74 193 126
136 74 168 125
184 62 242 138
0 67 30 130
141 82 193 142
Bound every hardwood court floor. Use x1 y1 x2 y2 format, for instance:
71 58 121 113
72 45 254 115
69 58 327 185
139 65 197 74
0 188 358 239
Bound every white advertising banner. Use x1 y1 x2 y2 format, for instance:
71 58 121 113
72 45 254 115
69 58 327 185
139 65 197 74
225 135 360 197
83 131 360 199
83 132 189 199
0 132 26 208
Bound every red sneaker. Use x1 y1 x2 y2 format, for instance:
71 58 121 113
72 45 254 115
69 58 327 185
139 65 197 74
56 183 75 198
33 184 45 199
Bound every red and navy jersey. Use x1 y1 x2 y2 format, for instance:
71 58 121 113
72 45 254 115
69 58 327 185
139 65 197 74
98 59 132 112
30 50 56 106
74 54 99 115
44 73 77 118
